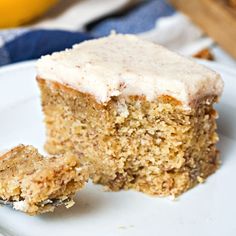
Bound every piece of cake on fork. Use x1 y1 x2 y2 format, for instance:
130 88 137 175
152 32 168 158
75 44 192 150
36 34 223 197
0 145 88 215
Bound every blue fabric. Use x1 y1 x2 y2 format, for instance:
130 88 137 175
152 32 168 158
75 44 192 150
90 0 174 36
3 30 93 64
0 0 175 66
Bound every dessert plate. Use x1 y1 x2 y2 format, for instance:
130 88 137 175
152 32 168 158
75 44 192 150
0 60 235 236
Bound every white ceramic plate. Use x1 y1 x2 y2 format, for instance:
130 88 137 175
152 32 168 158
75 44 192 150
0 60 235 236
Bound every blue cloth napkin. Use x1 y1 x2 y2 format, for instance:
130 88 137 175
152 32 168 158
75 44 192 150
0 30 93 66
0 0 175 66
89 0 174 36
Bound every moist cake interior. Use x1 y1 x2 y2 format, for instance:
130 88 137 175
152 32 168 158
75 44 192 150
38 79 220 196
0 145 88 215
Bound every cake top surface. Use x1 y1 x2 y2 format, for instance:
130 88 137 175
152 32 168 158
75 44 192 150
36 34 223 107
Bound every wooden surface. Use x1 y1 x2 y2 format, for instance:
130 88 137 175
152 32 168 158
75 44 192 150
169 0 236 59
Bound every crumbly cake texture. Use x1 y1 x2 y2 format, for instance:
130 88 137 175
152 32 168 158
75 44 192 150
0 145 88 215
36 34 223 197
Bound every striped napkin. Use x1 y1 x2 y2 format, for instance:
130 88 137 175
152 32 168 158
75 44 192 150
0 0 234 67
0 0 175 66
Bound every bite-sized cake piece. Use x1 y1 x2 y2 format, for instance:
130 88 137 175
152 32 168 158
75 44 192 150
36 34 223 197
0 145 88 215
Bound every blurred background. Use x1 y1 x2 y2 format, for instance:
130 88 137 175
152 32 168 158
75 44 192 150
0 0 236 67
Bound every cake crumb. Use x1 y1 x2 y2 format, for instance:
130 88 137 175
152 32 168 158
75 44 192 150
197 176 205 183
65 199 75 209
170 195 178 201
193 48 214 61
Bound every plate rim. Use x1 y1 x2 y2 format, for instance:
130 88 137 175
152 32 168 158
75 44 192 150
0 61 235 236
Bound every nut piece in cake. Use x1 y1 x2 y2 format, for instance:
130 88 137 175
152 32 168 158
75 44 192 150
0 145 88 215
36 34 223 197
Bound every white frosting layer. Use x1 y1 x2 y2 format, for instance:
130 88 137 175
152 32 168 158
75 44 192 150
36 34 223 106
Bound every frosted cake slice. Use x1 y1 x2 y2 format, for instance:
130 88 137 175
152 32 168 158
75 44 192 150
36 34 223 196
0 145 88 215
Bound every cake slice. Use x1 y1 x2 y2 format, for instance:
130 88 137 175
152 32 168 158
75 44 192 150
36 34 223 197
0 145 88 215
